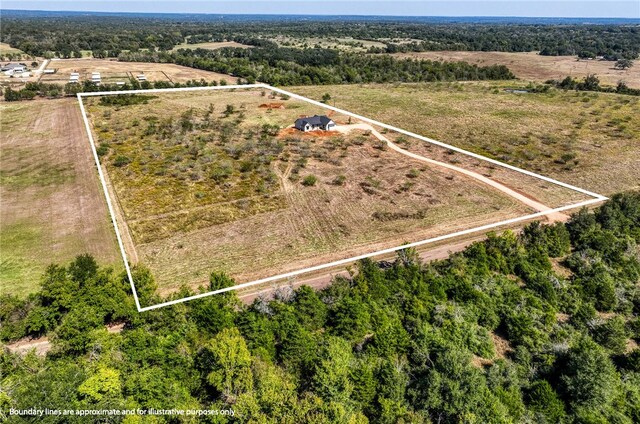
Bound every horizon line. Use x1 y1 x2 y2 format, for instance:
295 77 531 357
1 9 639 20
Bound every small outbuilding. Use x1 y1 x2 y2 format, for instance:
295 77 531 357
294 115 336 132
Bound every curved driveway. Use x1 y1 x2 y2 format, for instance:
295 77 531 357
335 123 568 222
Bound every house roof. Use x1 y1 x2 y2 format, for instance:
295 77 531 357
1 63 26 71
295 115 333 126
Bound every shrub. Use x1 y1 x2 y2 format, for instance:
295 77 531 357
407 169 420 178
302 175 317 186
113 155 131 167
332 175 346 186
96 144 109 157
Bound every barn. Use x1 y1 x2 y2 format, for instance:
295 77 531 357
294 115 336 132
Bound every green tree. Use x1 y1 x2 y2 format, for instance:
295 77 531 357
525 380 566 423
203 327 253 399
312 336 354 405
53 305 104 354
559 336 621 414
78 367 122 402
614 59 633 70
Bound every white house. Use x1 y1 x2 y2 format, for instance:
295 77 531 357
294 115 336 132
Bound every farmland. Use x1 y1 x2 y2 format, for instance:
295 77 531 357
40 58 238 85
393 51 640 88
295 82 640 196
0 99 120 297
0 42 25 56
172 40 252 51
82 87 586 296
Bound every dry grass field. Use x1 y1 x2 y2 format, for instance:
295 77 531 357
392 51 640 88
295 82 640 196
40 59 238 85
172 41 252 51
0 99 120 297
84 88 568 295
0 42 25 56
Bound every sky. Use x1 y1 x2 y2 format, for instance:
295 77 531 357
1 1 638 18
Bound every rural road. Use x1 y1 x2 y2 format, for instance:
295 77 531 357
35 59 50 75
336 123 569 222
238 235 483 304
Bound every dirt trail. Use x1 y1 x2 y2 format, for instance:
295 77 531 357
4 323 125 357
336 123 568 222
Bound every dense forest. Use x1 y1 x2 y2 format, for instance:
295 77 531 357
119 47 515 85
2 192 639 422
1 13 639 60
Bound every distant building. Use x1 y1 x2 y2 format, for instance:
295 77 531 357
294 115 336 132
1 63 27 73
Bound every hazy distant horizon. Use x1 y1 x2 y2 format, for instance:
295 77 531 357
0 1 638 19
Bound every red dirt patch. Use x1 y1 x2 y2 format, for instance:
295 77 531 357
259 102 285 109
278 127 341 138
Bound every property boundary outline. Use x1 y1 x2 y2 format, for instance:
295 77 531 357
77 83 608 312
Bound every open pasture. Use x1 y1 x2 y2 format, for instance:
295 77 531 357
172 41 252 51
295 82 640 196
392 51 640 88
0 99 120 297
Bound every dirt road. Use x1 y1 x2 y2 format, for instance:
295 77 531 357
238 235 482 303
335 123 569 222
4 323 125 357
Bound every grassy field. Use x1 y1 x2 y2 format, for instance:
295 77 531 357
272 35 387 51
85 88 561 296
0 100 120 297
294 82 640 197
392 51 640 88
0 42 26 57
40 59 238 85
172 41 252 51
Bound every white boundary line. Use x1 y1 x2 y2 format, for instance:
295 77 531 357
77 94 142 311
77 83 608 312
138 197 603 311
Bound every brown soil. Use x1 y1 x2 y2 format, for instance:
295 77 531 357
259 103 285 109
4 337 51 356
40 58 238 84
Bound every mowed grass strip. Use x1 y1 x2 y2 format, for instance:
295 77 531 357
0 100 120 297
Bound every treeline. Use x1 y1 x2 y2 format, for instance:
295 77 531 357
2 192 640 422
548 74 640 96
119 47 516 85
2 78 235 101
370 25 640 60
2 13 638 60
